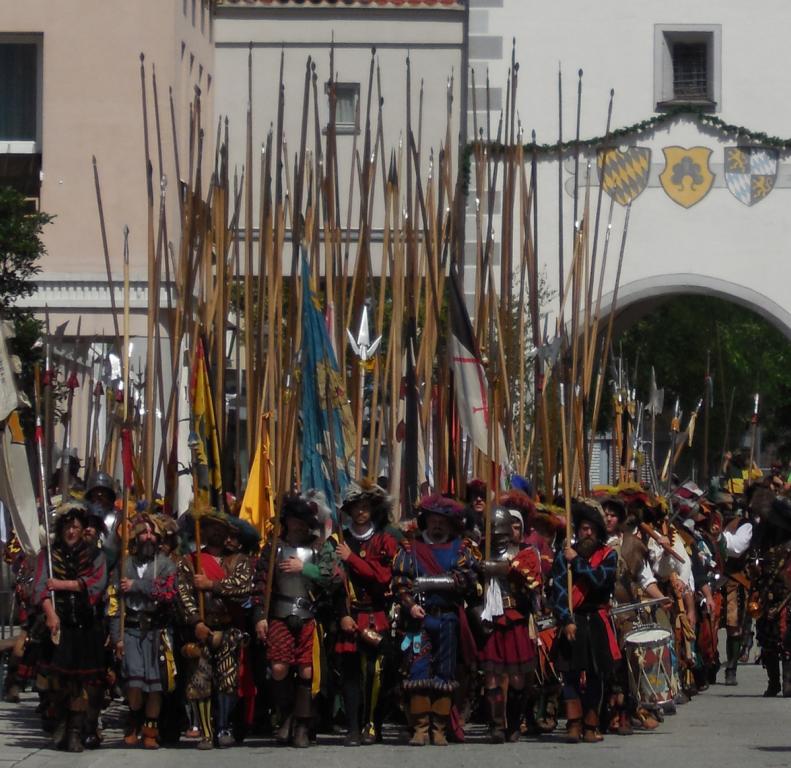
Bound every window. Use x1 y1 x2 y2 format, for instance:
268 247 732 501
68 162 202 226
0 36 42 151
326 82 360 135
654 25 721 111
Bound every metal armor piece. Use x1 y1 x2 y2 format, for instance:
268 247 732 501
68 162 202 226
492 507 522 560
272 544 316 620
86 471 117 502
413 575 456 592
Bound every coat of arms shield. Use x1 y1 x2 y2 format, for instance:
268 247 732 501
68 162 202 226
596 147 651 206
724 147 778 206
659 147 714 208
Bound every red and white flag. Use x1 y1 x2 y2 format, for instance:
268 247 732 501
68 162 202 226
448 274 507 461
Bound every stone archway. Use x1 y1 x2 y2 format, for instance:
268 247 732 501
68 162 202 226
599 273 791 342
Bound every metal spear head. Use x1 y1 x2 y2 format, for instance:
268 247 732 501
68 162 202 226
347 304 382 363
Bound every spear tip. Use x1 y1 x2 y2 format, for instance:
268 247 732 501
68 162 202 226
578 68 583 78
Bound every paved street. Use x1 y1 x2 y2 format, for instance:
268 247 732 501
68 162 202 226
0 662 789 768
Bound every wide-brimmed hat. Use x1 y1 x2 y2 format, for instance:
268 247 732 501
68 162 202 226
531 502 567 535
571 498 607 539
280 493 319 526
465 479 488 503
341 479 392 527
591 485 627 522
416 494 465 530
180 505 232 540
226 514 262 553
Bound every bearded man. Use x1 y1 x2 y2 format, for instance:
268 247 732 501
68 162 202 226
110 513 178 749
392 495 478 746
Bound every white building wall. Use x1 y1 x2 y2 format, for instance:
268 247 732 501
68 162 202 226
467 0 791 336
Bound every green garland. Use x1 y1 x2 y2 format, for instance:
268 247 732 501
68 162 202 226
461 105 791 194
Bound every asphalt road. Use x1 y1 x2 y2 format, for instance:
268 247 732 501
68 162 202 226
0 662 789 768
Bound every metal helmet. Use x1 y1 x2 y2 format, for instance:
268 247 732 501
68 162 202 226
86 471 117 504
491 505 515 557
493 506 513 539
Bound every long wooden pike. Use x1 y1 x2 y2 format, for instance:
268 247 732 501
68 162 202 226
92 158 121 346
244 42 256 462
140 53 157 502
119 226 131 640
588 202 632 455
557 64 565 306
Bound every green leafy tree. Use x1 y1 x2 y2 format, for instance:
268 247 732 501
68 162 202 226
0 187 54 428
0 188 51 312
613 295 791 479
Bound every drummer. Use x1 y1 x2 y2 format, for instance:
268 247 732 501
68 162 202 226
595 488 663 733
550 499 620 744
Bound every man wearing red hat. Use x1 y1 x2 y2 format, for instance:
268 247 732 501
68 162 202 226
392 494 477 746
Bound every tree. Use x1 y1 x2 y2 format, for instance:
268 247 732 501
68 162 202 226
0 187 54 431
0 187 51 313
612 295 791 480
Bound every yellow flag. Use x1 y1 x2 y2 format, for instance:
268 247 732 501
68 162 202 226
240 421 275 536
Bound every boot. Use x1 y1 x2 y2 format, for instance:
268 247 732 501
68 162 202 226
583 709 604 743
272 677 295 745
216 694 237 747
724 636 740 685
484 687 506 743
292 680 313 748
564 698 583 743
141 720 159 750
617 711 633 736
635 707 659 730
783 660 791 698
430 695 451 746
763 651 781 697
360 722 379 745
124 708 143 746
66 712 85 753
408 695 431 746
505 687 525 743
536 692 559 733
3 654 21 703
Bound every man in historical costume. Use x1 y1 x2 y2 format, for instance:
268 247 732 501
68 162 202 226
392 494 478 747
550 499 620 744
2 538 38 704
222 514 261 742
33 501 108 752
642 497 697 699
463 479 488 544
715 491 753 685
522 501 566 734
597 488 662 734
84 471 120 569
477 501 543 743
693 505 725 687
332 480 397 746
109 512 178 749
176 509 253 749
252 493 339 748
748 490 791 696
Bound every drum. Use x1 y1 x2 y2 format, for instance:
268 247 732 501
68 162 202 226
624 624 674 706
